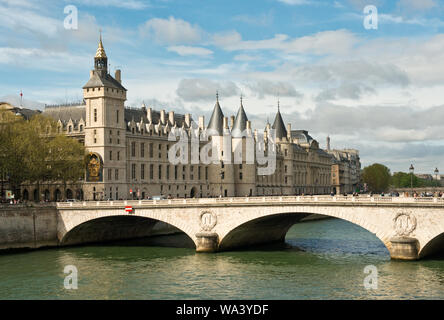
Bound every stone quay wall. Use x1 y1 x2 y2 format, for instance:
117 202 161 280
0 204 59 250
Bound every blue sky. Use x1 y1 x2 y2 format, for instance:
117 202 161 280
1 0 444 174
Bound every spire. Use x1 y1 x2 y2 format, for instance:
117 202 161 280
232 95 248 136
94 31 108 73
95 30 107 59
207 94 224 135
272 101 287 139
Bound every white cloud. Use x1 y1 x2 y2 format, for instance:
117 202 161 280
396 0 437 12
246 80 303 99
167 46 213 57
213 29 357 56
0 47 89 72
176 79 241 101
0 4 59 37
140 16 203 45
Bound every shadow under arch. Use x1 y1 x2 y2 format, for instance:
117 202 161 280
419 232 444 259
218 212 390 255
60 215 196 249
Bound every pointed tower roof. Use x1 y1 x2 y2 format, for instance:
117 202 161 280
272 100 287 139
95 32 107 59
232 95 248 136
207 93 224 135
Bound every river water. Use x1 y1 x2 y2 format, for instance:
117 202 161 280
1 218 444 300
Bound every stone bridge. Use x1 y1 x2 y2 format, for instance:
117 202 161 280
56 196 444 260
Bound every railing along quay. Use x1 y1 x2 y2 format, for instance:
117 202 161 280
56 196 444 208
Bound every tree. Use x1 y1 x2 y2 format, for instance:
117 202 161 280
48 134 85 200
362 163 391 193
0 111 86 200
391 172 422 188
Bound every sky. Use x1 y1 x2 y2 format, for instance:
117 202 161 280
1 0 444 174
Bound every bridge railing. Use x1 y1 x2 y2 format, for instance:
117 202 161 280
55 195 444 208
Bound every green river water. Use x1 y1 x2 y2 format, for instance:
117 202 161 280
1 218 444 299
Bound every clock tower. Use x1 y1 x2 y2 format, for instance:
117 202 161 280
82 34 127 201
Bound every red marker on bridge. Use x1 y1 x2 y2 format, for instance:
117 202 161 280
125 205 133 214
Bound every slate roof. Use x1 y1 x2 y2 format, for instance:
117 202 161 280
272 109 287 139
207 100 224 135
231 101 248 136
125 108 190 128
83 71 127 91
42 105 85 124
291 130 314 145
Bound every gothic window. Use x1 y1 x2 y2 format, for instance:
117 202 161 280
131 142 136 157
94 109 97 122
131 164 136 180
149 143 153 158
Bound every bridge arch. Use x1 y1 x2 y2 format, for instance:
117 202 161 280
58 212 197 248
217 206 391 254
419 231 444 259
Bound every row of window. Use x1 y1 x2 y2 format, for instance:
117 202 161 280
129 164 209 181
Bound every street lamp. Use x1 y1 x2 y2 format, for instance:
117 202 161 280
220 170 223 198
409 164 414 196
434 167 439 191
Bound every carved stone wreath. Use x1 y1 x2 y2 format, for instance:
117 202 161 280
200 211 217 232
393 211 417 236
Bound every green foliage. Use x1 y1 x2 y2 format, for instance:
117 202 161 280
391 171 438 188
362 163 391 193
0 112 85 199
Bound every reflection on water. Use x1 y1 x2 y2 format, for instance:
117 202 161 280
0 218 443 299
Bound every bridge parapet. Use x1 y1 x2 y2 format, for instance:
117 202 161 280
56 196 444 209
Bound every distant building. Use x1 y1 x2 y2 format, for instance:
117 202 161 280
326 138 361 194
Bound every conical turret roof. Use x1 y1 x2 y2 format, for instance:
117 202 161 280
207 95 224 135
232 97 248 136
272 103 287 139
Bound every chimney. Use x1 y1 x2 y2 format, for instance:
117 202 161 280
160 110 165 124
327 136 331 151
185 113 191 127
90 70 94 78
168 111 174 126
246 120 251 130
223 117 228 129
147 107 152 123
287 123 291 139
115 69 121 83
198 116 205 129
230 115 235 128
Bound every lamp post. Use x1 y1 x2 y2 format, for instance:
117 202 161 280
220 170 223 198
409 164 414 197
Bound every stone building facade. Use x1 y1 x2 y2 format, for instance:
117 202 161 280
326 136 361 194
7 38 360 201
